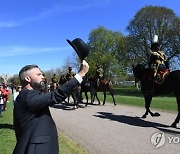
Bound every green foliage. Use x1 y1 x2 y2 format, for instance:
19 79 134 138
9 75 20 85
87 26 126 80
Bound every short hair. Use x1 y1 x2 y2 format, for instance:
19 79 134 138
19 64 39 84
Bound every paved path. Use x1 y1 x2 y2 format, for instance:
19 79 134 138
50 102 180 154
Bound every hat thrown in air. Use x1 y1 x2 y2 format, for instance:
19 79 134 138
66 38 89 60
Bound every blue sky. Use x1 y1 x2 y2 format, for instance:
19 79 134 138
0 0 179 76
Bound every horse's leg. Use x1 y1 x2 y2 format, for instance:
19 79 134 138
108 86 116 106
92 93 95 103
84 92 88 106
171 113 180 128
89 87 96 104
80 91 83 103
66 95 70 106
171 95 180 128
103 92 106 105
95 92 101 105
90 91 93 104
73 87 83 108
71 92 78 109
91 88 101 105
142 95 154 118
91 87 96 103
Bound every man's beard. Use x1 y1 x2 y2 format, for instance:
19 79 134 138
31 81 46 92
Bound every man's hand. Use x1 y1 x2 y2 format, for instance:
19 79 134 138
78 60 89 78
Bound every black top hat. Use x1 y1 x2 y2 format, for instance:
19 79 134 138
66 38 89 60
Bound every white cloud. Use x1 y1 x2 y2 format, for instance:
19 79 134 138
0 0 110 28
0 45 71 57
0 22 17 28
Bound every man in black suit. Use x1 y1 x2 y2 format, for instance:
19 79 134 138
13 60 89 154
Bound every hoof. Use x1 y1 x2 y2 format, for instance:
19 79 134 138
65 101 69 106
79 101 83 104
152 112 161 117
171 123 177 128
74 105 78 109
141 115 147 118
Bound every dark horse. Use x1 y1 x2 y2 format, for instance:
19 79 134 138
50 82 59 92
59 76 82 109
80 77 100 106
89 77 116 105
132 63 180 128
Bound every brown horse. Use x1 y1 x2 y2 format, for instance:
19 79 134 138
89 77 116 105
50 82 58 91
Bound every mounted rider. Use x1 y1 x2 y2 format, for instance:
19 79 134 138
59 75 67 85
149 35 170 84
51 73 58 83
95 65 103 86
66 66 83 104
66 66 75 81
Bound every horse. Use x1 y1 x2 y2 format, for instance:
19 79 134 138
67 86 81 109
50 82 58 92
89 77 116 105
80 77 100 106
132 63 180 128
58 76 81 109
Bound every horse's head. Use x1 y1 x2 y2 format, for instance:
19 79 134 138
133 64 155 95
132 64 146 81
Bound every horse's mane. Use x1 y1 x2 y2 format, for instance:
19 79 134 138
133 63 154 81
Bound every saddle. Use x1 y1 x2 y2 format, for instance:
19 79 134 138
96 79 109 86
101 79 109 85
155 69 170 84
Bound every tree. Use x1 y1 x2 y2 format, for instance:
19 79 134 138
126 6 180 70
9 75 20 85
87 26 126 81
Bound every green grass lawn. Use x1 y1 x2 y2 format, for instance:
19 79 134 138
0 96 88 154
96 86 178 112
103 95 177 112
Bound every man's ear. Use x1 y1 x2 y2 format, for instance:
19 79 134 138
24 76 31 83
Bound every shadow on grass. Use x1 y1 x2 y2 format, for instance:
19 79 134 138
0 123 14 130
94 112 180 134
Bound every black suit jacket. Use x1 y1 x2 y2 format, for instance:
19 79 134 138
13 78 79 154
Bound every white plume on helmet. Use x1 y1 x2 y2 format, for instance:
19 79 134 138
153 35 158 43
